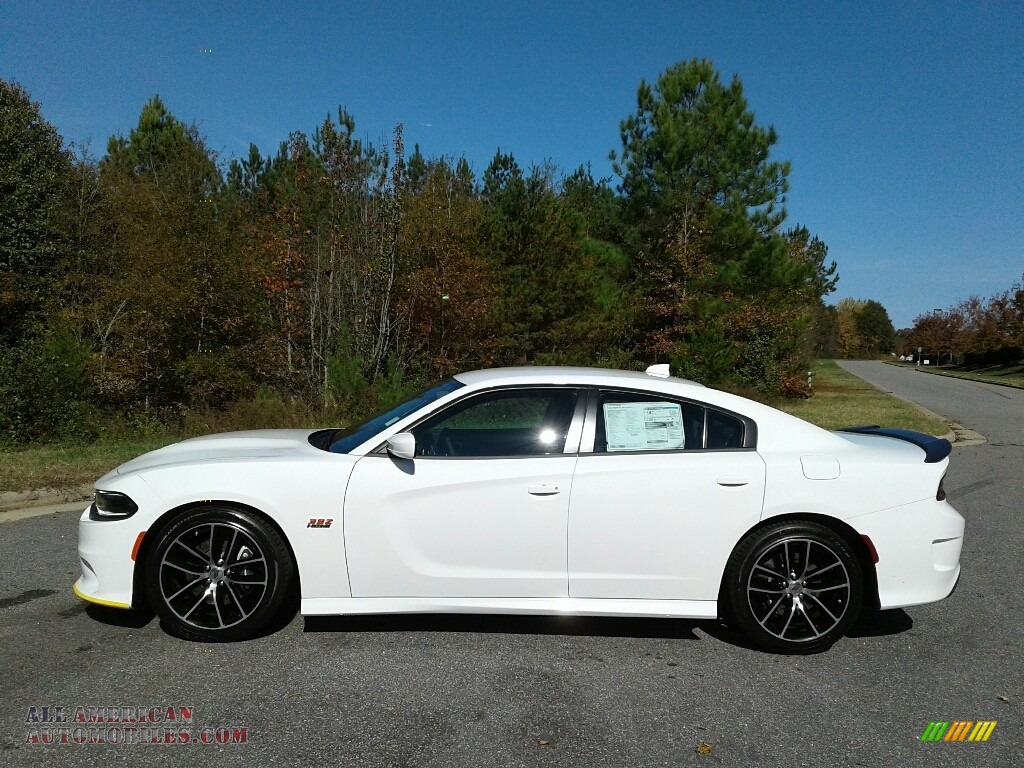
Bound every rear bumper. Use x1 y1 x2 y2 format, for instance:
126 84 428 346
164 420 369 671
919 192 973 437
854 498 964 609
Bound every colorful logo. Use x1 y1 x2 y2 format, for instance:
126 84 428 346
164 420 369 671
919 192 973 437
921 721 997 742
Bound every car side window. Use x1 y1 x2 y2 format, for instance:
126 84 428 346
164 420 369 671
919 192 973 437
595 392 705 453
592 392 749 452
706 408 745 449
413 389 578 457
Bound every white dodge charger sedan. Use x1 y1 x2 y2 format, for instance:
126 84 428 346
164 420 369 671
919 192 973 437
74 365 964 653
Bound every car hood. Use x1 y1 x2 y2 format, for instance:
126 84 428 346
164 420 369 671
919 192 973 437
112 429 325 476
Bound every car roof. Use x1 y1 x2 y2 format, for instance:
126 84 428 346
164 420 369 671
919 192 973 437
453 366 706 389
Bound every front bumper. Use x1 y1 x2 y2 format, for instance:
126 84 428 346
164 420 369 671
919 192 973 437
855 497 965 609
74 504 142 610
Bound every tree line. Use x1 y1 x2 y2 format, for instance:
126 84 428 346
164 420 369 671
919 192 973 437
0 59 839 444
809 298 897 359
902 280 1024 365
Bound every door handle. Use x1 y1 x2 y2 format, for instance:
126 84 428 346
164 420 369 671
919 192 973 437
528 484 561 496
716 476 749 487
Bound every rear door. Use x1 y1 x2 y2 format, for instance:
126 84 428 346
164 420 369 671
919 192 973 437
568 389 766 600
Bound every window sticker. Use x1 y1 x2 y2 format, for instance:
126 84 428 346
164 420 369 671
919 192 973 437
603 401 685 451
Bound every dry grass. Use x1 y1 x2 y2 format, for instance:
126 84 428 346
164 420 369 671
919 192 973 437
0 389 346 493
772 359 949 434
0 438 178 493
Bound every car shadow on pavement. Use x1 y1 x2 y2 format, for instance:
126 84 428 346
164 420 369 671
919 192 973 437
305 613 703 641
305 608 913 651
693 619 761 651
699 609 914 650
84 604 155 629
846 608 913 638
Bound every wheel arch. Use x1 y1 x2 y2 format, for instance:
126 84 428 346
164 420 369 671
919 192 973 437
131 500 301 610
719 512 880 614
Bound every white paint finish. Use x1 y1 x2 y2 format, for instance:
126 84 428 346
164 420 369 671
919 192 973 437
87 455 356 604
853 497 964 608
134 457 355 600
111 429 322 476
800 455 841 480
76 504 141 607
344 454 577 598
644 363 672 378
74 365 967 631
385 432 416 459
72 473 163 606
568 451 766 600
301 596 719 620
761 447 947 524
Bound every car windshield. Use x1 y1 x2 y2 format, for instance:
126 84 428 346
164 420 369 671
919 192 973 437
327 379 465 454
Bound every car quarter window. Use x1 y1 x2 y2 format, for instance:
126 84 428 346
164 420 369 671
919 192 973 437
591 391 747 452
706 408 746 449
412 388 579 457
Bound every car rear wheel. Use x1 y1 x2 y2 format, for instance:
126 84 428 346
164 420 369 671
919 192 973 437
144 506 294 642
724 521 863 654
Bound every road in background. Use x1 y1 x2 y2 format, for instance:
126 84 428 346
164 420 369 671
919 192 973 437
837 360 1024 445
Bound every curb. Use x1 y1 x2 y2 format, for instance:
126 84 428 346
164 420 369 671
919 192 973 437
0 500 89 524
0 484 92 513
948 423 987 447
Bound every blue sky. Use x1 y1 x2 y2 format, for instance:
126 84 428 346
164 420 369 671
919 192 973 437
2 0 1021 328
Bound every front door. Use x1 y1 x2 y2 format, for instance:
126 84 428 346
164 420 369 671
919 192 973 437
344 387 580 598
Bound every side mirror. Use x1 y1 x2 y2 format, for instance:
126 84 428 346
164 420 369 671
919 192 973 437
386 432 416 460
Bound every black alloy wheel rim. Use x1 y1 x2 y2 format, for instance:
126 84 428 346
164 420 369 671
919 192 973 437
158 522 270 630
746 537 852 643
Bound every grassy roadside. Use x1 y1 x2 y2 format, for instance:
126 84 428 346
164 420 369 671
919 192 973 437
886 360 1024 389
0 437 178 495
1 360 949 494
772 359 950 434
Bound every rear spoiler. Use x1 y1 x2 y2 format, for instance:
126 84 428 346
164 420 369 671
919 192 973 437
839 425 952 463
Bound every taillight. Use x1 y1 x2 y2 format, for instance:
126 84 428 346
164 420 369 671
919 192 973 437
936 474 946 502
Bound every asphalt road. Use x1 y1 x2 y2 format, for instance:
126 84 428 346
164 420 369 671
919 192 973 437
1 361 1021 767
836 360 1024 445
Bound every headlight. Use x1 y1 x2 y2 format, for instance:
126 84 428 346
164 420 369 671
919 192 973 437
89 490 139 520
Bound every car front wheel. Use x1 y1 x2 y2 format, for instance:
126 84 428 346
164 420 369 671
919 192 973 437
724 521 863 654
144 506 295 642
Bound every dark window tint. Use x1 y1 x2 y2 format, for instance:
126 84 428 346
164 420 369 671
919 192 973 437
414 389 578 457
706 409 745 449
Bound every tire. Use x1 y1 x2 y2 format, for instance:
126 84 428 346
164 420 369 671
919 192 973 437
144 506 295 642
723 521 863 654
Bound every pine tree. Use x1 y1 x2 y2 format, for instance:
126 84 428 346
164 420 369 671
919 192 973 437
613 59 830 394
